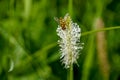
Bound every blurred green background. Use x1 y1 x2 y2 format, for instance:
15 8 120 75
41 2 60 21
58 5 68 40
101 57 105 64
0 0 120 80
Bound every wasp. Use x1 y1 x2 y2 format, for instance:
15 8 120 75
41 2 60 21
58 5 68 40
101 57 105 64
54 17 66 30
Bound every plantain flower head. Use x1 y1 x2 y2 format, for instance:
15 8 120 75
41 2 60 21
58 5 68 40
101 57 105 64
55 13 83 68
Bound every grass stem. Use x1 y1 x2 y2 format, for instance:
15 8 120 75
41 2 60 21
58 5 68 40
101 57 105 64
81 26 120 36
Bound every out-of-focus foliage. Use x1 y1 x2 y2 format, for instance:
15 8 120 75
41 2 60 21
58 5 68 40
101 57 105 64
0 0 120 80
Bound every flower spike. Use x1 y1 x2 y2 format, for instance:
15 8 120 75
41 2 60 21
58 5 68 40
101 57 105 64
56 13 83 68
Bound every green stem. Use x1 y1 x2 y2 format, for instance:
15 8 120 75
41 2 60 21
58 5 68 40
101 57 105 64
70 64 73 80
68 0 73 78
81 26 120 36
68 0 73 16
67 64 73 80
